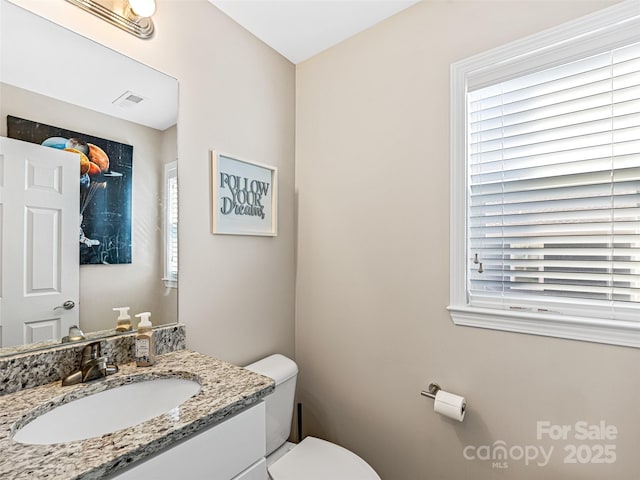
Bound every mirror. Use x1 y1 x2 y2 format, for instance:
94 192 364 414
0 0 178 355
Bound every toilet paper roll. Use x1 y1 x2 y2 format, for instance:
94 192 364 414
434 390 466 422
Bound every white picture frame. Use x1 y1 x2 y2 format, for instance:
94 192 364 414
211 151 278 236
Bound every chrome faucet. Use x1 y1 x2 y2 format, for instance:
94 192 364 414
62 341 119 386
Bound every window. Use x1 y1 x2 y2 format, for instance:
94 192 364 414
163 161 178 288
449 1 640 347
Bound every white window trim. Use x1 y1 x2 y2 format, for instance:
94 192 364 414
449 0 640 348
163 160 178 289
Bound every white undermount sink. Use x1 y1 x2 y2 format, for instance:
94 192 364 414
12 377 201 445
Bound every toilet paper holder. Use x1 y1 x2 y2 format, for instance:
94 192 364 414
420 382 442 400
421 383 467 421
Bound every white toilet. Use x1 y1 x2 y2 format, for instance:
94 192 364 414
245 354 381 480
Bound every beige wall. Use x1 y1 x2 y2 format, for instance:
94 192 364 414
295 1 639 479
9 0 296 364
0 82 177 330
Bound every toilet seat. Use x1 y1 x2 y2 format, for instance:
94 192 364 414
268 436 381 480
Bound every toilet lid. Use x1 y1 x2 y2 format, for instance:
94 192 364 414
268 436 381 480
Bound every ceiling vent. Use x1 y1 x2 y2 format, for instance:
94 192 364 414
113 91 146 108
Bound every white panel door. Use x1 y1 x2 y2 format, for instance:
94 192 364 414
0 137 79 347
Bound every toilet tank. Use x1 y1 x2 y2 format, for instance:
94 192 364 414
245 354 298 456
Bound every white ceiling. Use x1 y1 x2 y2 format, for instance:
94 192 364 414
209 0 421 64
1 0 418 129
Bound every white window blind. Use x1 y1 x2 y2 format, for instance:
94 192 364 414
467 42 640 322
164 161 178 288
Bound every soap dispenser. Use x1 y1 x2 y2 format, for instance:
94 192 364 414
134 312 154 367
113 306 132 332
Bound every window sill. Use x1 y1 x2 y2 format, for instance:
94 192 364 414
162 278 178 289
448 305 640 349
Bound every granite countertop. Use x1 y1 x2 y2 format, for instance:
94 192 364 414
0 350 274 479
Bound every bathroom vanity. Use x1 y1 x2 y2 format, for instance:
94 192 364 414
0 350 274 479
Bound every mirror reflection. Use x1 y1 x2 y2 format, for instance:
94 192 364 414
0 0 178 354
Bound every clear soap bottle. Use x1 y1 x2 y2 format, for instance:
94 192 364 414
134 312 155 367
113 306 132 332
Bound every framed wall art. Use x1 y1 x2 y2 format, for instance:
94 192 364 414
211 151 277 236
7 116 133 265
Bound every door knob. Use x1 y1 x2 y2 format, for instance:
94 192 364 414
54 300 76 311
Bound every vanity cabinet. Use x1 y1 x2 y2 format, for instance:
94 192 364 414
110 402 266 480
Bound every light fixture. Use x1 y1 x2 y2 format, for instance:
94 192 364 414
65 0 156 39
129 0 157 18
